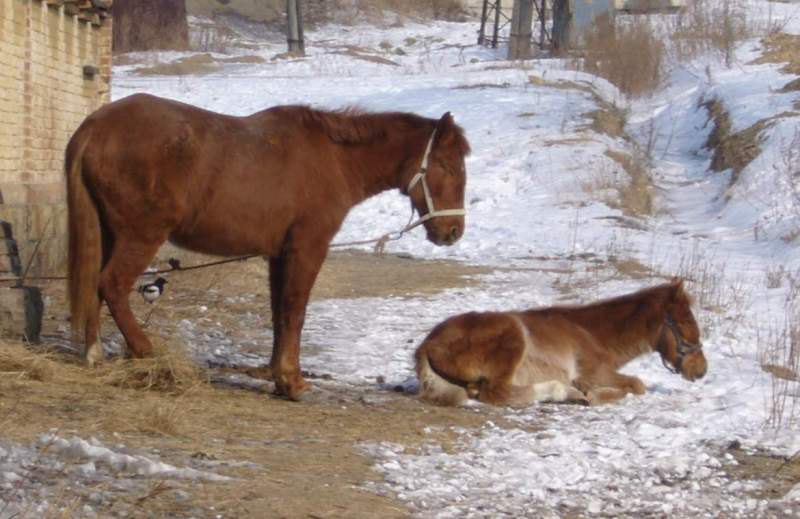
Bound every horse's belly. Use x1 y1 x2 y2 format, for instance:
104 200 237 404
168 220 286 257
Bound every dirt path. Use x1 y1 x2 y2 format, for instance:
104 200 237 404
2 251 496 518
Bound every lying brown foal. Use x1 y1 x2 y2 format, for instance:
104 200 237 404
415 280 707 407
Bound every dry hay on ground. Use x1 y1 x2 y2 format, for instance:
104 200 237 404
0 338 499 517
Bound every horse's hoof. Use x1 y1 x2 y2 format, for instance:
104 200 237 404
273 377 312 401
84 343 104 368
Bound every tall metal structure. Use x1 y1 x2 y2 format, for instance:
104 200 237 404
478 0 552 53
477 0 509 48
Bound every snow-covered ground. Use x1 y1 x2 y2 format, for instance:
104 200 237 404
6 1 800 516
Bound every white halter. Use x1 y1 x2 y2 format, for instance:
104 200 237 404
403 129 466 231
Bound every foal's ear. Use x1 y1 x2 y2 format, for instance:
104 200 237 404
670 277 685 298
437 112 454 130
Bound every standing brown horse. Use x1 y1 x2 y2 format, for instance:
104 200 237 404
415 280 707 407
66 93 470 399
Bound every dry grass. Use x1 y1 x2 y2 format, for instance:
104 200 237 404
702 98 771 190
605 149 654 216
670 0 752 66
568 0 754 97
0 337 496 517
0 347 57 382
781 77 800 93
134 54 222 76
576 15 666 97
752 32 800 75
585 106 627 140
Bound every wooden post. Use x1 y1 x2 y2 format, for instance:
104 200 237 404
508 0 534 59
287 0 305 56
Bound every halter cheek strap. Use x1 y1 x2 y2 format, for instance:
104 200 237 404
401 129 466 233
660 316 703 374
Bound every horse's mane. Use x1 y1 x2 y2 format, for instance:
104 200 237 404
275 105 470 154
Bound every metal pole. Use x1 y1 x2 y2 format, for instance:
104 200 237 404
287 0 304 55
509 0 534 59
492 0 502 48
478 0 489 45
539 0 546 49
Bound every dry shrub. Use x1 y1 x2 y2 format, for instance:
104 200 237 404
99 343 206 395
298 0 467 24
190 23 237 53
605 149 653 216
0 344 57 382
758 272 800 428
670 0 751 66
702 98 770 189
585 105 627 139
577 15 665 97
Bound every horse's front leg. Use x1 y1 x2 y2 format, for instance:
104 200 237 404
268 237 328 400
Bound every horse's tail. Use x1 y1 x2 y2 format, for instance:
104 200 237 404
65 128 102 363
415 344 469 407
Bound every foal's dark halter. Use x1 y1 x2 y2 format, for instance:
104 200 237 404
660 315 703 374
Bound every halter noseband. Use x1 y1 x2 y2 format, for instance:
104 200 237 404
660 315 703 374
402 128 466 231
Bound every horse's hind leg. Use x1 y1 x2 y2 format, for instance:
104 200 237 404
83 230 114 366
99 238 164 358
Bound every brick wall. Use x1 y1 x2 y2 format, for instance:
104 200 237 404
0 0 111 276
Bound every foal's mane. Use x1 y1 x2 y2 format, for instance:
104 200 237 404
281 106 470 154
531 281 685 326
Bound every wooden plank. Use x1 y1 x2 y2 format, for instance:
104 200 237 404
45 0 65 7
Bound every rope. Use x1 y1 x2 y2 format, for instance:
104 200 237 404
0 208 419 285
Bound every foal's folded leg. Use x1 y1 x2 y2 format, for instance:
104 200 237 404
477 379 537 407
586 387 629 405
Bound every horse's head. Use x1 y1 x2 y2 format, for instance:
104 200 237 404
406 112 470 246
656 279 707 381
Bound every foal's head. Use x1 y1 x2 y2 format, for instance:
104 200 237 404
656 279 707 381
407 112 470 246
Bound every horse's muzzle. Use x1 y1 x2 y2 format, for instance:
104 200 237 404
429 224 463 246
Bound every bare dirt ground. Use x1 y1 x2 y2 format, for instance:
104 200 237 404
2 250 797 517
2 251 502 518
